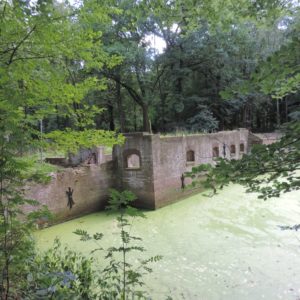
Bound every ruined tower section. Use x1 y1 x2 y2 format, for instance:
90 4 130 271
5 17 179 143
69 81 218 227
113 132 156 209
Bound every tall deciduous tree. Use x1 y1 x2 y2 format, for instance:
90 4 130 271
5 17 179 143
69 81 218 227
0 0 123 297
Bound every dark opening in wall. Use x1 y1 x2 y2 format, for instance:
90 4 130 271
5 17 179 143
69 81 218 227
240 143 245 153
186 150 195 162
124 149 141 169
212 146 219 158
230 144 236 156
87 153 97 164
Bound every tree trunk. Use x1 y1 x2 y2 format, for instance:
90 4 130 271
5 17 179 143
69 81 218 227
116 76 126 132
256 111 261 131
134 102 137 131
107 104 115 131
276 99 280 127
142 104 151 132
285 97 288 122
160 94 166 132
242 105 247 128
107 73 151 133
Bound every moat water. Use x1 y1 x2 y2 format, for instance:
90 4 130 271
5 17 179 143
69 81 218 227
36 185 300 300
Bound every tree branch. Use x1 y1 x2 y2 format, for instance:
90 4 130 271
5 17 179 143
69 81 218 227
10 54 54 63
102 71 145 107
7 25 37 65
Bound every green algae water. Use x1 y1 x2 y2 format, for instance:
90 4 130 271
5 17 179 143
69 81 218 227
35 185 300 300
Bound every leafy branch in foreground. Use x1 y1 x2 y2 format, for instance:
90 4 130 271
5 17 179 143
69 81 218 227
0 136 53 299
23 238 94 299
74 189 163 300
46 128 125 155
185 121 300 200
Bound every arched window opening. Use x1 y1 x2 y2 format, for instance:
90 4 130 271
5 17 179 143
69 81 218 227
124 149 141 170
186 150 195 162
126 154 140 169
212 146 219 158
240 143 245 153
230 144 236 156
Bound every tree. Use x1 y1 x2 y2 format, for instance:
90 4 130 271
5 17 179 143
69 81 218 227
95 0 157 132
0 0 123 297
221 8 300 128
95 0 294 133
74 189 162 299
183 9 300 200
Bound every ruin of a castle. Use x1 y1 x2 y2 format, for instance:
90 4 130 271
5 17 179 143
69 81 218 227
24 129 281 223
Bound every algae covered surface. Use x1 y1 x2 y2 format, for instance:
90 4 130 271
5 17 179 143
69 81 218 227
35 185 300 299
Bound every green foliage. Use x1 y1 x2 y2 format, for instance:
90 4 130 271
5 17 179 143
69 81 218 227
74 189 162 299
0 0 124 298
18 155 59 184
254 40 300 99
0 150 53 297
247 11 300 100
23 238 94 299
93 0 296 133
0 0 123 151
187 108 219 132
46 129 125 155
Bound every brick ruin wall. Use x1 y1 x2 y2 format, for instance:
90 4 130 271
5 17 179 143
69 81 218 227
23 148 114 224
23 129 263 223
114 129 250 209
113 133 156 209
152 129 249 208
251 132 283 145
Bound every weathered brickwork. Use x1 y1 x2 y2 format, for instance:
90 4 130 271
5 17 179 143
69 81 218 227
24 148 114 224
25 128 278 223
114 129 250 209
113 133 156 209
